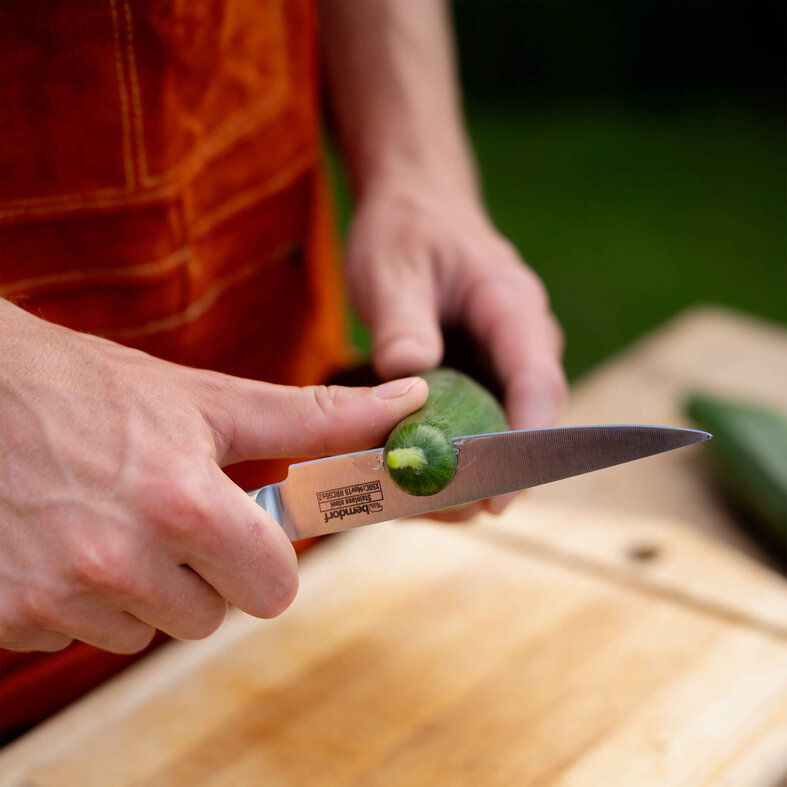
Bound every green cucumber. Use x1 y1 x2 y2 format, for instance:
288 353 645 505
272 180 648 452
383 367 508 496
685 393 787 557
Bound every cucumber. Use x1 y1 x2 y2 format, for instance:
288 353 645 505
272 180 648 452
383 367 508 496
685 393 787 557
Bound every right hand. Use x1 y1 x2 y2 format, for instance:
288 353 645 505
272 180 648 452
0 301 427 654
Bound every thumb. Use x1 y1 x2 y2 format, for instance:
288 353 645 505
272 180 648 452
197 374 429 466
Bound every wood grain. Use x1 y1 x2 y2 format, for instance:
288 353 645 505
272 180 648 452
1 504 785 787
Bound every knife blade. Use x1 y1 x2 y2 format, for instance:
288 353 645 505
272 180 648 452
247 425 710 541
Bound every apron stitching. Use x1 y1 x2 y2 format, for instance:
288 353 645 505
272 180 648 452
0 248 192 297
1 146 311 294
0 186 135 210
121 0 290 191
0 129 312 219
0 1 293 214
0 184 174 216
189 147 314 239
122 0 148 185
97 242 301 340
140 84 290 189
109 0 136 190
0 3 138 211
0 96 300 217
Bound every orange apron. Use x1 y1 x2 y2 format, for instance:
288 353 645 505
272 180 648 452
0 0 349 742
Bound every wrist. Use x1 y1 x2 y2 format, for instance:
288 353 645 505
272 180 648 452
352 163 493 237
351 123 480 208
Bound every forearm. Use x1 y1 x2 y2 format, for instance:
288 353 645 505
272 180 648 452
321 0 478 201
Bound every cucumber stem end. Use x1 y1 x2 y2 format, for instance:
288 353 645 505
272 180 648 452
385 447 428 471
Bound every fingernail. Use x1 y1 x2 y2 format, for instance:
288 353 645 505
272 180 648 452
374 377 422 400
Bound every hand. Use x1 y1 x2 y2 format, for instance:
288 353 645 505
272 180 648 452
0 301 427 653
344 180 567 518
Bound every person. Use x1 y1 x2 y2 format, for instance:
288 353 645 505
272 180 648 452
0 0 566 738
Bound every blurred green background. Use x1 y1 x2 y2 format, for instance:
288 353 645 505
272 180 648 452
329 0 785 381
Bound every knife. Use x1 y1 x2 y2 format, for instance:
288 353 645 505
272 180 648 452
247 425 710 541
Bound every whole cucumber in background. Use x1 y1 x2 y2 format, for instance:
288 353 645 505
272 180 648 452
384 367 509 496
686 393 787 561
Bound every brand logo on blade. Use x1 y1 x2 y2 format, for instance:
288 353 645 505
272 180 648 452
316 481 384 525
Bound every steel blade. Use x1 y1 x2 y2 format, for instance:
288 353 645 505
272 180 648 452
260 425 710 540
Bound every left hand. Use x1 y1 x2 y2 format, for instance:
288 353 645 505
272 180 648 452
344 180 568 519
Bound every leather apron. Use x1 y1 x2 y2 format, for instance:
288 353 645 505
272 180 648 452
0 0 349 742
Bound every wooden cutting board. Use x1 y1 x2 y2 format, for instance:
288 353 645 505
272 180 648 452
2 499 785 787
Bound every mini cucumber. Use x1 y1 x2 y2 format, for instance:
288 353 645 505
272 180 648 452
686 393 787 556
383 367 508 496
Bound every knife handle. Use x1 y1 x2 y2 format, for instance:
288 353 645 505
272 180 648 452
247 484 288 535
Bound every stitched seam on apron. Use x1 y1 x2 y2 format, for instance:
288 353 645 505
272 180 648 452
0 1 292 216
97 242 300 340
0 2 136 211
123 0 289 190
110 0 136 190
122 0 148 185
0 115 306 219
0 151 311 295
0 248 192 297
189 147 314 238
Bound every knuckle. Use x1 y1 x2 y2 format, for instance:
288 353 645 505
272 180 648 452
149 473 214 540
498 236 524 261
469 264 550 320
488 237 531 276
519 269 550 311
550 315 566 354
192 370 245 418
479 249 548 309
69 540 133 595
181 599 228 641
193 372 243 455
16 588 59 629
512 364 568 405
307 385 340 417
300 386 345 455
107 624 156 655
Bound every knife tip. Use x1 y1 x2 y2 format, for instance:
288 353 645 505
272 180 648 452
687 427 713 443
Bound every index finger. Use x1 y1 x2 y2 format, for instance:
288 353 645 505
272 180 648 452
166 467 298 620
